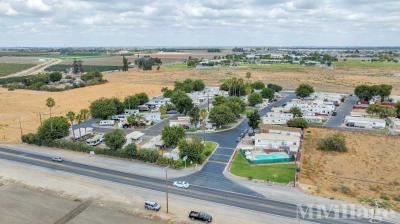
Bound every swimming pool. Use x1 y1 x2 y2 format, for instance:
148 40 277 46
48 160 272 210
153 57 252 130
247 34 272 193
251 152 293 164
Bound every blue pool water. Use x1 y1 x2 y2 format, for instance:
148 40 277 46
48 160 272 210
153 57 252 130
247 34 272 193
255 153 289 160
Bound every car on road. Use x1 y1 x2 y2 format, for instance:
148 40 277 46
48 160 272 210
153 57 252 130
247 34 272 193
332 111 337 116
189 211 212 223
51 156 63 162
144 201 161 211
173 181 190 189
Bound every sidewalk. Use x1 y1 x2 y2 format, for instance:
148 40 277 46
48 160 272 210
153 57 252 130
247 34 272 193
0 144 199 179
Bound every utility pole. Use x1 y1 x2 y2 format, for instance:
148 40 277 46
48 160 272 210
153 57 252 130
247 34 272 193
38 112 43 126
165 166 169 213
18 118 23 138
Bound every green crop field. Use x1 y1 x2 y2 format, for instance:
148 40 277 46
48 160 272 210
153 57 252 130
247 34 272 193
334 60 400 68
230 152 296 183
0 63 36 77
45 64 121 73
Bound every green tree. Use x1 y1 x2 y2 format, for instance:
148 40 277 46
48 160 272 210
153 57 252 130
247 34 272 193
171 91 193 114
89 98 117 119
66 111 76 139
289 107 303 118
122 56 129 72
366 104 382 117
135 92 149 105
379 106 396 118
376 84 392 102
267 83 282 92
75 108 90 139
248 92 263 106
251 81 265 90
123 95 140 109
220 77 246 96
247 110 260 133
287 118 309 129
260 87 274 100
49 72 62 82
104 129 126 151
162 126 185 147
296 84 314 98
159 104 167 115
188 106 200 125
178 138 205 164
199 109 208 128
162 87 174 98
46 97 55 117
37 116 70 142
192 79 205 91
111 97 124 114
127 114 139 127
354 85 373 101
209 105 236 127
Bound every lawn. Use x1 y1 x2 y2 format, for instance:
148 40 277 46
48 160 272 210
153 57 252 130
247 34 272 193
203 141 218 157
162 63 189 70
334 60 400 68
0 63 36 77
230 152 296 183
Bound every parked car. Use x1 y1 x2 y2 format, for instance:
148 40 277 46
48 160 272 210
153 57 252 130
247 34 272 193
144 201 161 211
235 137 241 142
51 156 63 162
240 132 246 138
189 211 212 223
166 110 177 114
173 181 190 189
332 111 337 116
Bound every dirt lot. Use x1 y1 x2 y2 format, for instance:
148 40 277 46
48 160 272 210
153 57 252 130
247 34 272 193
0 56 42 64
1 64 400 143
300 128 400 211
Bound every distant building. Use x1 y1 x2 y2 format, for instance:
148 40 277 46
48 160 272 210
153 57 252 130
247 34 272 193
254 133 300 153
262 112 293 125
344 116 386 129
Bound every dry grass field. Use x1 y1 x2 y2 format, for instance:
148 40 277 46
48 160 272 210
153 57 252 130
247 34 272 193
300 128 400 211
1 64 400 143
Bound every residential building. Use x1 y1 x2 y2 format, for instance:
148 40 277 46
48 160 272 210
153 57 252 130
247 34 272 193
146 96 171 109
344 116 386 129
262 112 293 125
303 115 326 124
254 133 300 153
142 112 161 123
285 99 335 115
169 116 191 128
125 131 144 146
388 118 400 134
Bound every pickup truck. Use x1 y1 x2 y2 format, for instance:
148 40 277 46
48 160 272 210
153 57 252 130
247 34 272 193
189 211 212 223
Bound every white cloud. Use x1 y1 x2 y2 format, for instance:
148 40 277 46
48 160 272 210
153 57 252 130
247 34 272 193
0 2 18 15
26 0 51 12
0 0 399 46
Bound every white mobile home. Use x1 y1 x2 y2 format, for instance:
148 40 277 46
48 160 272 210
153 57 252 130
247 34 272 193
303 115 326 124
142 112 161 122
86 133 104 146
124 109 139 116
169 116 191 128
72 127 93 140
262 112 293 125
99 120 115 126
146 96 171 108
125 131 144 145
285 99 335 115
254 133 300 153
344 116 386 129
388 118 400 134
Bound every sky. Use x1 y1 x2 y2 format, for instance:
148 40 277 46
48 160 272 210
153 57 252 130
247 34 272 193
0 0 399 47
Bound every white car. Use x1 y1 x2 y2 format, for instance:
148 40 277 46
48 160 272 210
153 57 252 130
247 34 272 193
173 181 190 189
51 156 63 162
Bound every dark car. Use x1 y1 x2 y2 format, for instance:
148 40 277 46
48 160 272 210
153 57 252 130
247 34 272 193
189 211 212 223
332 111 337 116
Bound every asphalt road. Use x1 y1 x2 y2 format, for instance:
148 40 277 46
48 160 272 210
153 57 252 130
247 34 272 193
0 146 392 224
325 96 358 128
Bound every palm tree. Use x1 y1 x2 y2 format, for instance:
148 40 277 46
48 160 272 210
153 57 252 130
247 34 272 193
46 97 55 117
66 111 76 139
199 109 208 142
76 109 90 140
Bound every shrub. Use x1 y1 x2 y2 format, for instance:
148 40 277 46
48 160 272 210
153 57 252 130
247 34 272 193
49 72 62 82
251 81 265 90
317 133 348 152
21 133 41 145
156 157 184 169
136 149 160 163
123 143 137 159
287 118 309 129
267 83 282 92
340 185 352 195
178 138 205 164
